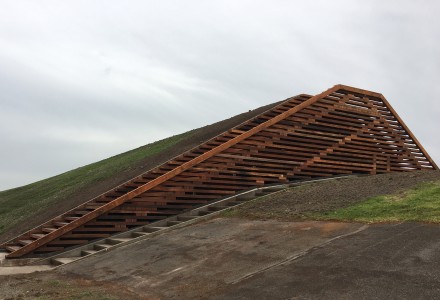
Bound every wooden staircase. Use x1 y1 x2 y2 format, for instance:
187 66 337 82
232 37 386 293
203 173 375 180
1 84 437 258
37 182 294 268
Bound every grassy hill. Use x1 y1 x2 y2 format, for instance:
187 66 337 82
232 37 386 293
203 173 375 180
310 179 440 223
0 131 193 238
222 171 440 223
0 100 280 243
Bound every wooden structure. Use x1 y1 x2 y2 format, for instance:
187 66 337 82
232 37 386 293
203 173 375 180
1 84 437 258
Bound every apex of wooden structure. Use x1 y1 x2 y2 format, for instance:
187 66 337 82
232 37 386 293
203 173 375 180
1 84 436 258
333 84 437 170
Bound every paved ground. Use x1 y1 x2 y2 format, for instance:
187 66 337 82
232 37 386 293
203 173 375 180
56 218 440 299
59 218 364 299
0 252 53 276
215 222 440 300
0 264 52 276
2 218 440 299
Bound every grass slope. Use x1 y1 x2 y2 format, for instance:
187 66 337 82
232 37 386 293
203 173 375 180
0 131 193 237
221 172 440 223
310 180 440 223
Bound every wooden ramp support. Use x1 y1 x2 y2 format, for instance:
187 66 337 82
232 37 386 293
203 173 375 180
1 84 437 258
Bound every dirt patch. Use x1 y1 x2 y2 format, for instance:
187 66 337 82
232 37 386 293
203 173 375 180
225 170 440 221
0 271 143 300
0 100 283 243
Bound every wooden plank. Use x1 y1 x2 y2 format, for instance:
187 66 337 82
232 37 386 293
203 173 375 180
6 85 343 258
4 84 437 258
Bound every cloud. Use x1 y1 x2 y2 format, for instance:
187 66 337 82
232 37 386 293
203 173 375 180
0 0 439 190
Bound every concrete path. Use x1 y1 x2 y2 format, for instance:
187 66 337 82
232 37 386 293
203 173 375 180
3 219 440 299
59 218 365 299
0 252 52 276
215 222 440 300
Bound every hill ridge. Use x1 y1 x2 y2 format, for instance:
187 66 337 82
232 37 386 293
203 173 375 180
0 99 283 242
1 84 436 258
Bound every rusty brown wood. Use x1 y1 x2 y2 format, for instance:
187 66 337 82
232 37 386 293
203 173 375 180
5 85 342 258
4 84 437 258
378 95 438 170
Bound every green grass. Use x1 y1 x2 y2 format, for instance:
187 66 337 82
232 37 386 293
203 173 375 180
47 279 67 287
0 130 195 237
309 180 440 223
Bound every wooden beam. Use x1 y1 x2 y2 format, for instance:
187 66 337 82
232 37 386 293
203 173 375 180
6 85 343 258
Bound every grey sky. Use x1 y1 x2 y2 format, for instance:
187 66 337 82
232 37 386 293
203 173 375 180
1 0 439 190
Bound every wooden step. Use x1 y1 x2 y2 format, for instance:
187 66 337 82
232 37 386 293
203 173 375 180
42 227 57 233
53 222 68 227
49 240 88 245
4 86 433 259
32 246 65 253
61 233 110 239
84 205 101 209
5 245 21 252
31 233 46 239
18 240 33 246
124 183 144 188
73 210 92 215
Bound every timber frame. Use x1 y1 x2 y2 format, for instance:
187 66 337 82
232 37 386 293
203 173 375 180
1 84 437 258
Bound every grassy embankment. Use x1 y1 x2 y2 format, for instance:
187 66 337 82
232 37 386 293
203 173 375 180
0 131 194 236
222 179 440 223
310 180 440 223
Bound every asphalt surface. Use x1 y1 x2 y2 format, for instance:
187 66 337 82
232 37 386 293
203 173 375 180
55 218 440 299
215 222 440 300
59 218 364 299
3 219 440 299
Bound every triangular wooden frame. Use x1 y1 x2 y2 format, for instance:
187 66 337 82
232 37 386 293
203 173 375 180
2 84 436 258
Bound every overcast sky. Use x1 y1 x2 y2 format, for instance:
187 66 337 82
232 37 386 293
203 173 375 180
1 0 439 190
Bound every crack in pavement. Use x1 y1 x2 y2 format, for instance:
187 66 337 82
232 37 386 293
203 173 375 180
228 224 369 285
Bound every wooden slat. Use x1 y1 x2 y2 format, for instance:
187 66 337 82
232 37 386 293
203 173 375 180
3 84 436 258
